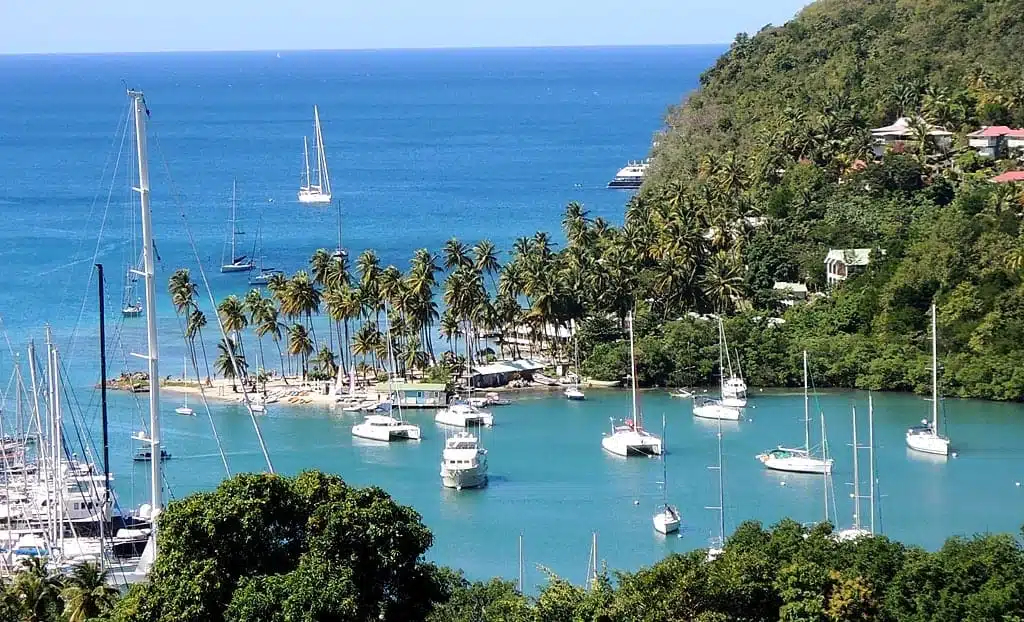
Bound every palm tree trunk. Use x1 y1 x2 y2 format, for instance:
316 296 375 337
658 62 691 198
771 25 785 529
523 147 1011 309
276 340 289 384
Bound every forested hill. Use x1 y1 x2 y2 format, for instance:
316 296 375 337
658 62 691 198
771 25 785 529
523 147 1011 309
578 0 1024 400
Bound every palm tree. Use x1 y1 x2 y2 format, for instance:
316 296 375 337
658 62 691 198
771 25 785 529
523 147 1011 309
443 237 472 270
439 310 461 354
168 268 198 315
312 345 339 379
287 323 314 380
309 248 334 287
60 562 119 622
187 308 213 382
561 201 592 249
217 295 249 358
255 303 288 381
352 321 383 373
472 239 501 286
214 338 247 389
282 271 322 346
402 336 429 375
701 250 745 313
12 557 64 622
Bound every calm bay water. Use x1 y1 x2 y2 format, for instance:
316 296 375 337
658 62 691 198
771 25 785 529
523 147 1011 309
1 47 1024 589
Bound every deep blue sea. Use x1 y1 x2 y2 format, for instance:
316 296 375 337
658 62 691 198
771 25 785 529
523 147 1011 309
2 47 1024 590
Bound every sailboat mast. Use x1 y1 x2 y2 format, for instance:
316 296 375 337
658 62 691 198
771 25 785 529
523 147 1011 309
628 312 639 428
303 136 312 189
95 265 111 516
931 303 938 432
851 405 860 530
803 350 810 453
716 417 725 545
718 320 726 395
230 181 237 260
869 394 876 535
821 411 829 523
314 105 330 195
661 413 668 508
518 532 524 594
129 89 163 548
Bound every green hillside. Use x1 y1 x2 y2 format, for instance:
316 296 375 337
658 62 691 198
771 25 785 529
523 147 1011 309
594 0 1024 400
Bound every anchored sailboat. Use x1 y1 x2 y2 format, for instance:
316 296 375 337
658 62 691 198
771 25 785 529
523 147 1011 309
175 354 194 416
693 319 741 421
757 351 833 474
221 181 253 273
652 413 680 534
601 311 662 456
836 396 877 540
564 321 585 401
706 416 727 560
297 105 332 204
906 303 951 456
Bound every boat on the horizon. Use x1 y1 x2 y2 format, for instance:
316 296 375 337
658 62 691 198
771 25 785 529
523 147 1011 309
607 159 648 189
298 105 332 204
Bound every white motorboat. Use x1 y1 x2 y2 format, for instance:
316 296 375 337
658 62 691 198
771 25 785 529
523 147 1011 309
564 385 585 400
721 395 747 408
174 406 194 416
757 351 832 474
607 159 648 189
297 105 332 204
906 304 950 456
484 392 510 406
351 413 421 442
721 376 747 400
439 432 488 490
122 302 142 317
653 413 680 534
602 311 662 457
435 402 494 428
669 388 693 398
693 396 741 421
221 181 254 273
248 267 283 286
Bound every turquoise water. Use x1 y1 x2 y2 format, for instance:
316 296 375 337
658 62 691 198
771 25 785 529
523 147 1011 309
2 47 1024 588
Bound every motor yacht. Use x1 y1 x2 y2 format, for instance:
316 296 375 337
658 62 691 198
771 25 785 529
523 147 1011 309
440 432 488 490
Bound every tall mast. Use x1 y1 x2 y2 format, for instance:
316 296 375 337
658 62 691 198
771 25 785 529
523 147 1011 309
851 405 860 531
303 136 312 189
716 416 725 545
230 180 237 260
129 89 162 550
803 350 810 453
718 320 726 395
627 311 639 429
931 303 938 432
517 532 524 594
314 105 330 194
336 200 343 253
661 413 668 508
821 411 829 524
868 394 876 535
96 265 111 523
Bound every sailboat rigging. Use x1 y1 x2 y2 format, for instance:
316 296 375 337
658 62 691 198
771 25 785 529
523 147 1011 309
601 311 662 456
906 303 951 456
705 416 726 560
331 199 347 259
297 105 332 204
221 181 253 273
693 319 742 421
756 350 833 474
121 186 142 316
564 320 585 400
652 412 680 534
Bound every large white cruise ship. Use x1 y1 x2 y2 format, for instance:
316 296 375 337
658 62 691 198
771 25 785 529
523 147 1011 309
607 159 649 189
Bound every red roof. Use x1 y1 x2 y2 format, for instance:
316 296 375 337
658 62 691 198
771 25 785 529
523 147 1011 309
990 171 1024 183
969 126 1024 138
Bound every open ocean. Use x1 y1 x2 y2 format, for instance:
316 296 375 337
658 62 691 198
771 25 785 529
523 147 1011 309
3 46 1024 590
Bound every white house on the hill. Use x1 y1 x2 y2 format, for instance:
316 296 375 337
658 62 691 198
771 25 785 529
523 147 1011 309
825 248 883 287
870 117 952 157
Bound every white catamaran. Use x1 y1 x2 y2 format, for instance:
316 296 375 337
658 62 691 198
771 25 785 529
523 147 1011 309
221 181 253 273
297 105 332 204
906 303 951 456
756 351 833 474
601 311 662 457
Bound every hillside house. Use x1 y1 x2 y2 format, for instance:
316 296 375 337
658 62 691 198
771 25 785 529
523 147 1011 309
870 117 952 157
825 248 883 287
967 126 1024 158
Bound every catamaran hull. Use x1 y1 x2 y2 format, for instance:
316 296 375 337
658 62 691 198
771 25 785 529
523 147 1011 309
220 264 253 273
351 425 421 442
601 433 663 457
906 432 949 455
440 467 488 490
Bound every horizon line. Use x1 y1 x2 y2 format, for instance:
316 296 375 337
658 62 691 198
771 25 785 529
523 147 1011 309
0 42 730 59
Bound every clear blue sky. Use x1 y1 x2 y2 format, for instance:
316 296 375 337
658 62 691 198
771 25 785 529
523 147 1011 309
0 0 810 55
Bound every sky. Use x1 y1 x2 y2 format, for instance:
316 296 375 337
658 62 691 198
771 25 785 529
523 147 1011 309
0 0 810 55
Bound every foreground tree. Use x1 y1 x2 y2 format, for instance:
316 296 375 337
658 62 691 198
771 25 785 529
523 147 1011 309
111 471 452 622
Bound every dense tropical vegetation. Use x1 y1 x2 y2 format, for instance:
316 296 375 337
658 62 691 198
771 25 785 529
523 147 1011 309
162 0 1024 404
14 470 1021 622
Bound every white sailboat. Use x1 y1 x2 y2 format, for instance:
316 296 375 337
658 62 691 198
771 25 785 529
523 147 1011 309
297 105 332 204
601 311 663 456
906 303 951 456
652 413 680 534
757 351 833 474
439 431 488 490
706 416 726 560
564 322 585 401
175 355 194 416
248 217 283 286
352 301 420 442
221 181 254 273
122 201 143 316
436 324 495 427
693 319 742 421
721 346 747 407
836 396 876 541
331 199 347 259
